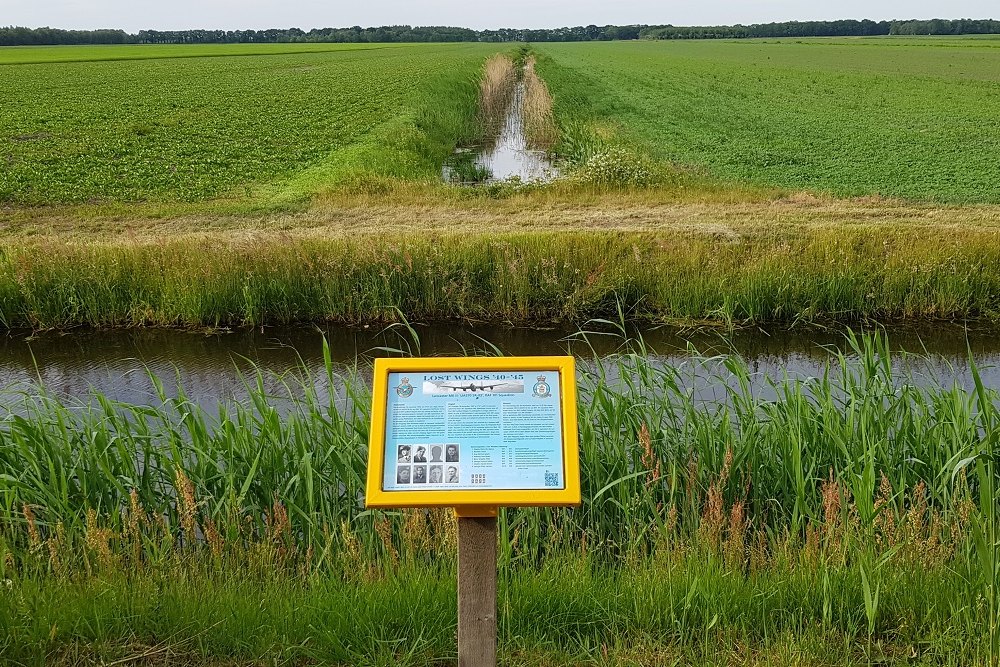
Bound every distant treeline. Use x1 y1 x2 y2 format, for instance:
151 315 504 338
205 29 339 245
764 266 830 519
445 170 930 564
0 25 639 45
0 27 133 45
1 19 999 47
643 18 1000 39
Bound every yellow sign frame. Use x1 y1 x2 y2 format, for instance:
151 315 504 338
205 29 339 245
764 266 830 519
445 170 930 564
365 355 580 512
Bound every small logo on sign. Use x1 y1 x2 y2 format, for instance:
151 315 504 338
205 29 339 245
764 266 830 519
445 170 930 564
395 377 413 398
532 375 551 398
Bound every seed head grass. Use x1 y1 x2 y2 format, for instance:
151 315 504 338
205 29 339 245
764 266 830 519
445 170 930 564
522 56 558 151
4 223 1000 328
478 53 518 142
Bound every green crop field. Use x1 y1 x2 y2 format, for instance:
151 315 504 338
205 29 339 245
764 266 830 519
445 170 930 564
0 42 501 205
4 37 1000 209
535 38 1000 203
4 37 1000 329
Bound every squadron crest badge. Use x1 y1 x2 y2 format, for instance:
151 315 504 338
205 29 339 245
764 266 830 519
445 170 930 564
395 377 414 398
532 375 551 398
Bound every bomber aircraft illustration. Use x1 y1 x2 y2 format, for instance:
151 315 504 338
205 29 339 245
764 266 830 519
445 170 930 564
436 381 506 393
423 379 525 395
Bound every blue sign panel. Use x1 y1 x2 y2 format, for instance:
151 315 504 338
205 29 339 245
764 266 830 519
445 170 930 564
383 370 565 491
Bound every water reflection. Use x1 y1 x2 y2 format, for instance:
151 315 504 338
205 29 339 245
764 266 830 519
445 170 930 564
474 82 558 182
1 323 999 411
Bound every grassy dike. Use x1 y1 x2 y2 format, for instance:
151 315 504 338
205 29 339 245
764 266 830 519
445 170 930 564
3 199 1000 328
1 334 999 664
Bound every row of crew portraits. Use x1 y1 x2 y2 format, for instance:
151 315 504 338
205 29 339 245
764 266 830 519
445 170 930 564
397 444 459 463
397 444 460 485
396 464 460 484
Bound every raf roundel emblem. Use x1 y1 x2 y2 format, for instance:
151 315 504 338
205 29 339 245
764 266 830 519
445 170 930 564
395 377 414 398
532 374 551 398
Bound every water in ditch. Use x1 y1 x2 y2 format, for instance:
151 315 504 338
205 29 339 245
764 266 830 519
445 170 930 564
1 322 999 412
443 81 558 184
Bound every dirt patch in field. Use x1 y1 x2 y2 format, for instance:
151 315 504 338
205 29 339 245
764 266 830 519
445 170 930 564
8 132 52 142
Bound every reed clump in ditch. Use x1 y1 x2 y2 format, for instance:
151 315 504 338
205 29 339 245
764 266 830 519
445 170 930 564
0 332 998 663
478 53 517 140
522 56 559 150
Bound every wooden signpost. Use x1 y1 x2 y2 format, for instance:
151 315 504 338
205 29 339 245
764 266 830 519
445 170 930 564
366 356 581 667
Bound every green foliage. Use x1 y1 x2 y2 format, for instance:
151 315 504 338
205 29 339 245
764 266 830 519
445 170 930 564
0 43 501 205
643 19 893 39
0 332 995 559
443 150 492 184
535 38 1000 203
554 120 605 164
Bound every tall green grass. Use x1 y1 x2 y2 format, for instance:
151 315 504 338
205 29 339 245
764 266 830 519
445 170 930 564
0 556 985 665
1 332 997 557
4 225 1000 328
1 331 998 664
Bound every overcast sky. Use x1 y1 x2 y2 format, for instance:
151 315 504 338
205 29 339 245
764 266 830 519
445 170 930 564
2 0 996 33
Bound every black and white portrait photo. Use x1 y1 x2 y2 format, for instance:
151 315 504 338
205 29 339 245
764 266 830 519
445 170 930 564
397 445 411 463
396 466 411 484
446 444 459 462
429 465 443 483
414 445 427 463
446 465 459 483
412 465 427 484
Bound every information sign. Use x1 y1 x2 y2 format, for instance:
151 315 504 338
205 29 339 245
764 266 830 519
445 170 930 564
365 356 580 510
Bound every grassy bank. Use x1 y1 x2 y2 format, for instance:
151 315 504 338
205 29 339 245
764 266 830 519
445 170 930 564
1 334 999 663
2 557 986 665
4 210 1000 328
